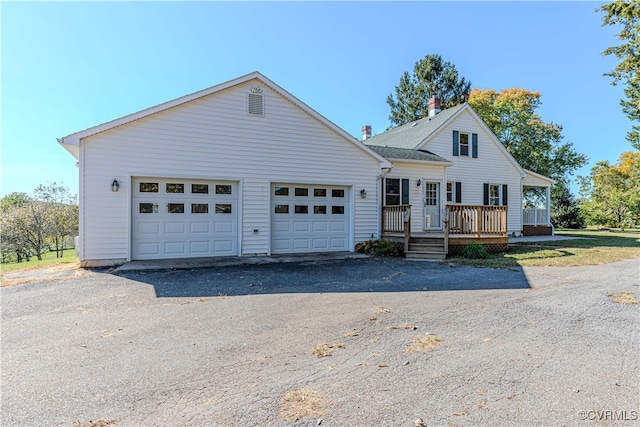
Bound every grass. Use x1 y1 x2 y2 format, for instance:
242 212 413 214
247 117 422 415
279 388 324 421
310 342 344 358
1 250 78 272
449 229 640 269
608 291 639 305
406 334 443 353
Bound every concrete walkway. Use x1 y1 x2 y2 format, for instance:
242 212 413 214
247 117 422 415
114 251 369 272
508 235 581 243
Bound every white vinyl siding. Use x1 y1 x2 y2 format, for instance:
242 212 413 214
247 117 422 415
422 109 523 234
80 79 381 261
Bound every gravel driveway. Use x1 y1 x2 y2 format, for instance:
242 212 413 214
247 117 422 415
2 258 639 426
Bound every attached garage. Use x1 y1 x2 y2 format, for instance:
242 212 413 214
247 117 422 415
131 178 238 259
271 184 350 254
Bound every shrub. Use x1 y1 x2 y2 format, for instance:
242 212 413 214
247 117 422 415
461 242 490 259
355 239 400 257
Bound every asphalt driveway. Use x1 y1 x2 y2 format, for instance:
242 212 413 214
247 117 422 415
2 258 639 426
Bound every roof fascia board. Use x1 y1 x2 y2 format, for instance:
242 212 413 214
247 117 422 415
523 168 556 185
386 158 453 167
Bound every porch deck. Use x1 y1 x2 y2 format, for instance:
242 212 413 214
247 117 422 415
381 204 509 257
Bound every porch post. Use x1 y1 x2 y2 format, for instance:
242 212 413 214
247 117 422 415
545 186 551 226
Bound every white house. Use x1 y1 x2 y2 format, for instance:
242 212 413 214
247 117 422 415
363 97 555 241
59 72 553 266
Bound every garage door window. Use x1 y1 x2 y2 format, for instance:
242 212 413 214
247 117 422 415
295 205 308 214
275 204 289 213
314 205 326 214
215 204 232 214
332 189 345 198
139 203 158 213
191 203 208 214
274 187 289 196
166 183 184 193
192 184 209 194
215 185 232 195
314 189 326 197
295 188 309 197
332 206 345 214
140 182 158 192
167 203 184 213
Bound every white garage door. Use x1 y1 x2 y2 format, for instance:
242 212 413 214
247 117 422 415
271 184 350 254
132 178 238 260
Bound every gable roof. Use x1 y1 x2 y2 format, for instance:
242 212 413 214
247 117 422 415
364 104 466 150
367 146 452 166
58 72 393 168
365 103 526 175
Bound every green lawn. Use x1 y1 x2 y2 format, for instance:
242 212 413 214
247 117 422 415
1 250 79 272
449 229 640 269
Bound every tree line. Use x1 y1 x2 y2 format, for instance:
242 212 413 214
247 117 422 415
1 182 79 263
384 1 639 230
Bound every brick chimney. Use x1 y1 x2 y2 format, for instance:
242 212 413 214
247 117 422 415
362 125 372 141
428 96 442 117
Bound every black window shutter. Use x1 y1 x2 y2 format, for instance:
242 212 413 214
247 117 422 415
472 133 478 158
455 182 462 203
502 184 508 206
401 179 409 205
452 131 459 156
483 183 489 206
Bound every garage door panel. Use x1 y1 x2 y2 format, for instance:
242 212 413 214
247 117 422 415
165 222 186 234
312 221 328 232
293 221 310 232
137 222 161 235
271 184 349 254
273 221 291 233
331 221 346 232
132 178 238 260
214 221 234 234
190 222 210 234
190 241 210 254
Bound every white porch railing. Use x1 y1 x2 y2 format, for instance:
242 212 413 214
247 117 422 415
523 208 549 226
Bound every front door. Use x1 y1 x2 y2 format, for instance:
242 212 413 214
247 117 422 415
424 181 441 229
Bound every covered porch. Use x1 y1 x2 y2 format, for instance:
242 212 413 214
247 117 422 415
522 169 556 236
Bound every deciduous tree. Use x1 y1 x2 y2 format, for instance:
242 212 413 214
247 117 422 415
468 88 587 185
579 151 640 228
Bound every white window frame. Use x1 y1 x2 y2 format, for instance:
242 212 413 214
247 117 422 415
458 132 470 157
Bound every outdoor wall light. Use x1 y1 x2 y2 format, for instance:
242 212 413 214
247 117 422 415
360 189 367 199
111 179 120 192
416 179 422 187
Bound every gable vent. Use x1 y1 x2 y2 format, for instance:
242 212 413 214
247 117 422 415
248 93 264 116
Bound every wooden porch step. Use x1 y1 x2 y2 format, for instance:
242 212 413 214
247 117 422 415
405 250 446 260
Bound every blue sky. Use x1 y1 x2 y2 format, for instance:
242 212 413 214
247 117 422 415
1 1 629 198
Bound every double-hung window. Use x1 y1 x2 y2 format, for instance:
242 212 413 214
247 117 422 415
453 131 478 158
385 178 409 206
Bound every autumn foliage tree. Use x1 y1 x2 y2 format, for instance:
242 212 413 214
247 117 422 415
579 151 640 229
468 88 587 184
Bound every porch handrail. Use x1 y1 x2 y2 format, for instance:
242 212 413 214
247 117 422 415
382 205 411 234
447 204 507 236
523 207 548 226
